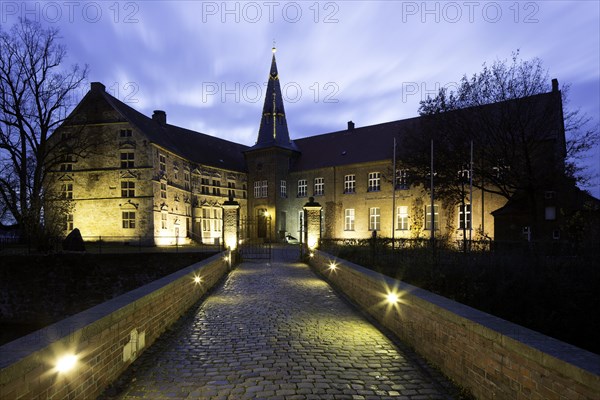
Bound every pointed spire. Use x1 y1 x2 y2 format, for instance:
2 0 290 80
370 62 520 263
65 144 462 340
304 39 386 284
251 47 297 151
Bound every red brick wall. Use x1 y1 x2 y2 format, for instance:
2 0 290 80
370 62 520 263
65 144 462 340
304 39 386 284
0 253 229 400
309 251 600 399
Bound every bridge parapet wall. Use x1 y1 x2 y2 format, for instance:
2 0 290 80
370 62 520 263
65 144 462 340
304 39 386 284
309 251 600 399
0 253 229 400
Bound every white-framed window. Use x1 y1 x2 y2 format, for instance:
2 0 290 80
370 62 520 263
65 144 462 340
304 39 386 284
254 180 267 198
425 205 439 230
344 209 355 231
61 183 73 199
298 179 307 197
161 212 168 230
314 177 324 196
344 174 355 194
459 204 471 230
368 172 381 192
122 211 135 229
160 182 167 199
280 180 287 198
121 181 135 198
120 151 134 168
369 207 380 231
397 206 409 230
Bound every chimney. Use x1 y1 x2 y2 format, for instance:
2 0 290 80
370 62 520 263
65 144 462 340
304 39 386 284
347 120 355 130
90 82 105 93
152 110 166 125
551 78 559 93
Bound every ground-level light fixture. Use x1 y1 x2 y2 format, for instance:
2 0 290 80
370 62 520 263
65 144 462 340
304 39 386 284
193 275 202 284
386 292 399 304
328 262 337 271
55 354 77 374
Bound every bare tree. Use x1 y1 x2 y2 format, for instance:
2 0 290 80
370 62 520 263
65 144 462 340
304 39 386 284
0 19 88 247
403 51 598 241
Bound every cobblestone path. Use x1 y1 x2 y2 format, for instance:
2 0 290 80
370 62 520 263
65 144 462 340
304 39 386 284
101 247 458 399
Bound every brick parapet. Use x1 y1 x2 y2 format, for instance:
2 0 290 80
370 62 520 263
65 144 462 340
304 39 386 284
0 253 229 400
308 250 600 399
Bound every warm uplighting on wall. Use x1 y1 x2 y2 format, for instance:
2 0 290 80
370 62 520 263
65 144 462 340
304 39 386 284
224 233 237 251
55 354 77 374
307 235 318 250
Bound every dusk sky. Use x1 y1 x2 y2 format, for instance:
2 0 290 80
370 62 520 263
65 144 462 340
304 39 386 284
2 0 599 196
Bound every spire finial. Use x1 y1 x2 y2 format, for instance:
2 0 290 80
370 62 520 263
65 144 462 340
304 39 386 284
272 40 276 54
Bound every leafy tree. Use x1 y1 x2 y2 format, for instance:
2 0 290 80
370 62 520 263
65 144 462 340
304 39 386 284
401 51 598 241
0 19 89 247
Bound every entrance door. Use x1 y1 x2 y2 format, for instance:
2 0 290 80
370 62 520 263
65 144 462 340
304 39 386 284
257 208 268 239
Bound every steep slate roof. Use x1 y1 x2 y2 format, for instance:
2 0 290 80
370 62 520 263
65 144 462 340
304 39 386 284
291 89 564 172
248 49 298 152
291 118 419 171
68 83 249 172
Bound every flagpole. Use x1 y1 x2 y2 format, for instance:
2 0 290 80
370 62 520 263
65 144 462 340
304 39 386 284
392 137 396 251
469 140 473 251
430 139 435 248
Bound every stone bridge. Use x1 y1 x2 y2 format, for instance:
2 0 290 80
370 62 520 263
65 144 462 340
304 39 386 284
1 203 599 399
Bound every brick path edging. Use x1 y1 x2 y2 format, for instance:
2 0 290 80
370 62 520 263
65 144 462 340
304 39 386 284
0 252 230 400
308 250 600 399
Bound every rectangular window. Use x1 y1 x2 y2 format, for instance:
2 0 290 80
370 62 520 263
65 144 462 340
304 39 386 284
545 206 556 221
159 154 166 172
184 170 190 190
459 204 471 230
65 214 73 232
212 180 221 196
314 177 324 196
344 209 355 231
280 180 287 198
368 172 381 192
61 183 73 199
120 151 134 168
397 206 409 230
254 180 267 198
119 129 132 137
121 181 135 198
396 169 409 189
213 208 222 232
228 182 236 199
122 211 135 229
298 179 307 197
160 182 167 199
60 154 74 171
344 174 355 194
369 207 380 231
161 213 168 230
425 205 439 230
201 178 210 194
202 208 211 232
174 168 179 181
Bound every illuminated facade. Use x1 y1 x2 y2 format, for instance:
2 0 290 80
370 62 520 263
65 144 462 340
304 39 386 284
51 51 575 246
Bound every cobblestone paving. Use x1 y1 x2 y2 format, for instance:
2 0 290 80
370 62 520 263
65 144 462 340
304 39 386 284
101 247 459 399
